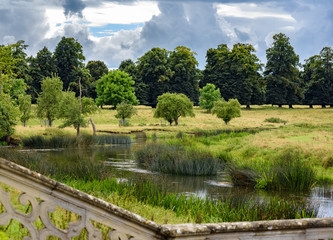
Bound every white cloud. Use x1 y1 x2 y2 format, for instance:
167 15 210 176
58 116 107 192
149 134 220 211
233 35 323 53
83 1 160 26
215 3 296 22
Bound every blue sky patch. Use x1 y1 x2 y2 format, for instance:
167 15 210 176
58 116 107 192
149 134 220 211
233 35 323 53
90 23 144 37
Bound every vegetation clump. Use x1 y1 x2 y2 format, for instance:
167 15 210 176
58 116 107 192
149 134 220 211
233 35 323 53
135 143 223 176
212 98 241 124
264 117 287 124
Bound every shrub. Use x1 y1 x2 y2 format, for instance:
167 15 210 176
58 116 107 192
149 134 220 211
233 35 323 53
264 117 287 124
322 156 333 169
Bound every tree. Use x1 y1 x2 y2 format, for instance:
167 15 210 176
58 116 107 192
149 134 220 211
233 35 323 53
36 76 63 127
86 60 108 99
27 47 57 102
212 99 241 125
264 33 303 108
303 47 333 107
202 43 263 107
18 94 32 127
115 101 137 126
199 83 221 112
96 70 139 108
0 97 18 142
137 48 174 107
119 59 148 105
54 37 85 91
154 92 195 126
57 91 98 136
169 46 200 104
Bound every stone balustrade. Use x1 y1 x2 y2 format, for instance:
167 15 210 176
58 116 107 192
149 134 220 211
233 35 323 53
1 157 333 240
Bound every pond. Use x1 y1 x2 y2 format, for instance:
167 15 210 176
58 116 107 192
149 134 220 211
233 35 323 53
12 140 333 218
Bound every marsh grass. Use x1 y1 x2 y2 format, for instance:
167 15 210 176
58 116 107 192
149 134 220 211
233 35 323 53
135 143 223 176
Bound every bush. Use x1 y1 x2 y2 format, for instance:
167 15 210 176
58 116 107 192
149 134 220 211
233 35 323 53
264 117 287 124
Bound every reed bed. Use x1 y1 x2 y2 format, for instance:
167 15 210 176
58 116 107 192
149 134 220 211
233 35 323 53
135 143 223 176
21 134 131 148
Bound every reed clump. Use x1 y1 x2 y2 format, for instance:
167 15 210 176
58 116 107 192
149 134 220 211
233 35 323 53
135 143 223 176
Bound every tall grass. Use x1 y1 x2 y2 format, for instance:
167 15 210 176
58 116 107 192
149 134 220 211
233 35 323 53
21 134 131 148
135 143 223 176
227 149 317 192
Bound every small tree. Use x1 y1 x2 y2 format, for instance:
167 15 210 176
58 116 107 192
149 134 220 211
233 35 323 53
37 76 63 127
212 99 241 125
18 94 32 127
57 91 98 136
154 93 195 126
0 97 18 142
115 101 137 126
96 70 139 108
199 83 221 112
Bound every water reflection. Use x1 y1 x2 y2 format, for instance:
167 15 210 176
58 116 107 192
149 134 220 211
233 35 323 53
16 142 333 218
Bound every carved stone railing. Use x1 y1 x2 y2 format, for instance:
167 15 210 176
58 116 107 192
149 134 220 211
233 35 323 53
1 157 333 240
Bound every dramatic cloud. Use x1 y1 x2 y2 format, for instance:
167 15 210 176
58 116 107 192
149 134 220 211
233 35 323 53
0 0 332 69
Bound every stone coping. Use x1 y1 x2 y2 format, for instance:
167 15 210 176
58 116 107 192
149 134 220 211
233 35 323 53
1 157 333 238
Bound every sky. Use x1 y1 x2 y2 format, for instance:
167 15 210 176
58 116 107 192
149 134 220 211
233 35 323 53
0 0 332 69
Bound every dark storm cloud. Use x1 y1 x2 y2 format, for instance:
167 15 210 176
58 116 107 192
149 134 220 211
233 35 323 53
62 0 86 17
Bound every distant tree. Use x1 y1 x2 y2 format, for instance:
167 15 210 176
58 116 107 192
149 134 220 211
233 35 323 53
96 70 138 108
86 60 108 99
264 33 303 108
115 101 137 126
137 48 174 107
154 92 195 126
18 94 32 127
202 43 263 107
54 37 85 91
169 46 200 104
27 47 57 102
119 59 148 105
303 47 333 107
199 83 221 112
36 76 63 127
57 91 98 136
212 99 241 125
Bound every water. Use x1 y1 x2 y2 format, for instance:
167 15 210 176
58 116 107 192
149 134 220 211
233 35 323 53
14 142 333 218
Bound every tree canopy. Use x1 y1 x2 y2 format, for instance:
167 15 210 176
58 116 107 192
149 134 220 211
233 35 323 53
154 92 195 125
199 83 221 112
264 33 302 108
96 70 139 107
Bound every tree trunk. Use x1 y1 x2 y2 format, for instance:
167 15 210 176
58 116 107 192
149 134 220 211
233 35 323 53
175 119 178 126
5 135 10 144
246 105 250 109
77 124 80 136
90 117 96 136
322 105 326 108
23 121 26 127
289 105 293 109
48 119 52 127
309 105 313 108
122 117 125 126
278 104 282 108
330 105 333 108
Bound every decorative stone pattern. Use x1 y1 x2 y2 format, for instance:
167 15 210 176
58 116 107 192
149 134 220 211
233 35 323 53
1 157 333 240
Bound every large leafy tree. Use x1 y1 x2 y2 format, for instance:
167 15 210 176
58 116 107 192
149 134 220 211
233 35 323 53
86 60 108 99
199 83 221 112
154 92 195 126
119 59 148 105
137 48 174 107
169 46 200 104
303 47 333 107
264 33 303 108
36 76 63 127
202 43 263 107
28 47 57 102
96 70 139 108
57 91 98 136
54 37 85 92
